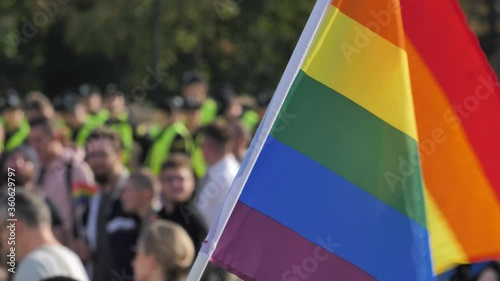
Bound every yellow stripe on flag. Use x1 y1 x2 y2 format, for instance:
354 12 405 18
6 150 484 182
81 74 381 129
302 6 418 141
424 187 469 273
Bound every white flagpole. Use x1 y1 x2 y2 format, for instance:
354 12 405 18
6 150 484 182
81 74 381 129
186 0 332 280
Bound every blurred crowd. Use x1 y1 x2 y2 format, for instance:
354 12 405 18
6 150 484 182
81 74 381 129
0 71 273 281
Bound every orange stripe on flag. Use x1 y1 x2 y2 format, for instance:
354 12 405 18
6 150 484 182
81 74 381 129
407 39 500 268
330 0 405 49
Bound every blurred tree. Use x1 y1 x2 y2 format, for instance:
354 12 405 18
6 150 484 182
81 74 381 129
2 0 498 99
0 0 313 100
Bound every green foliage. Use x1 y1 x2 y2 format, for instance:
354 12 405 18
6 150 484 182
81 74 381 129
0 0 314 98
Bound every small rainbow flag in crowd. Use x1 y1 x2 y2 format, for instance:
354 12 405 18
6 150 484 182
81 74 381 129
72 182 97 208
186 0 500 280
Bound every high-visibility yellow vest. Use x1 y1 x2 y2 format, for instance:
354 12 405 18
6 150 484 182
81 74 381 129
241 110 260 132
146 121 193 175
0 118 30 152
199 98 218 126
105 112 134 165
87 109 109 127
191 133 207 179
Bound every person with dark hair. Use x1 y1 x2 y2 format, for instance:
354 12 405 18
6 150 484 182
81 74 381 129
182 70 217 126
158 154 207 252
79 83 109 125
213 83 242 121
102 84 135 165
145 96 193 176
121 168 162 233
28 117 96 247
226 120 251 163
158 153 227 281
25 91 56 122
1 145 64 229
80 127 139 281
193 120 240 228
0 88 30 153
132 220 194 281
55 92 103 148
0 190 89 281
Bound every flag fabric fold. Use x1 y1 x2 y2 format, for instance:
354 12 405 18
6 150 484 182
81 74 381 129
192 0 500 280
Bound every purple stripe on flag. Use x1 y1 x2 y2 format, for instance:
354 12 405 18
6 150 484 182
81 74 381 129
212 202 376 281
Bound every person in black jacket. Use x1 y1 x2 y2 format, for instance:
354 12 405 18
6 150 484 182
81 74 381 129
77 128 140 281
157 153 227 281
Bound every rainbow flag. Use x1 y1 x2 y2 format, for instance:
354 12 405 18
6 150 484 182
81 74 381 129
186 0 500 280
400 0 500 274
72 182 98 207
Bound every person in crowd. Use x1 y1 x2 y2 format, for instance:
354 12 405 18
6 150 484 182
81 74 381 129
182 98 208 180
213 84 242 121
182 70 217 126
120 169 162 233
0 89 30 153
253 89 274 135
157 154 207 252
226 120 251 163
56 92 102 149
80 128 139 281
238 95 260 133
157 154 228 281
79 83 109 125
193 120 240 228
0 190 89 281
102 84 135 165
25 91 56 122
1 145 64 229
145 96 193 176
28 117 96 246
132 220 194 281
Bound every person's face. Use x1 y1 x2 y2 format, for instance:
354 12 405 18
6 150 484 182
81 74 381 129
64 105 86 128
121 180 142 213
226 99 243 120
1 109 23 130
5 152 35 187
160 167 195 204
86 139 121 182
105 95 126 113
28 126 53 162
183 109 200 129
86 93 102 113
200 136 216 161
182 83 207 104
132 242 157 281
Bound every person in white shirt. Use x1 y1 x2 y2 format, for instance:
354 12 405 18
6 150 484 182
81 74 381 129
0 190 89 281
194 120 240 228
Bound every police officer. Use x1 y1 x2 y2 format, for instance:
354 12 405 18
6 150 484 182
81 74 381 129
145 96 193 176
182 70 218 126
182 97 208 180
54 91 103 148
0 89 30 152
79 83 109 126
102 83 135 165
